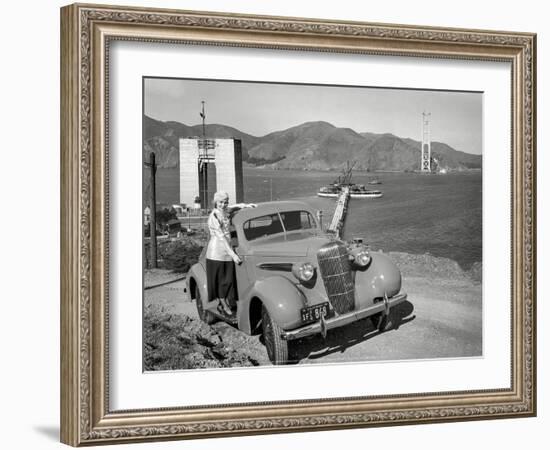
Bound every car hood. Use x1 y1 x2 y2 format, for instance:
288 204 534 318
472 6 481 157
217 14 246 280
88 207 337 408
246 233 332 257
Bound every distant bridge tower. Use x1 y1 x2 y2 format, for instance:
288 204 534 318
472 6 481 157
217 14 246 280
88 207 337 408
421 112 431 172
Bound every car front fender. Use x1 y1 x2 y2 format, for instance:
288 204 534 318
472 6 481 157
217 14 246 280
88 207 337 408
243 276 305 331
354 252 402 309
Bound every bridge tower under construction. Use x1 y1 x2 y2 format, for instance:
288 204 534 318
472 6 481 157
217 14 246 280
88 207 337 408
179 102 244 209
421 112 432 173
179 138 244 209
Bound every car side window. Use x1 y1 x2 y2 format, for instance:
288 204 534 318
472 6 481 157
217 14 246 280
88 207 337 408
300 211 314 230
243 214 284 241
280 211 315 232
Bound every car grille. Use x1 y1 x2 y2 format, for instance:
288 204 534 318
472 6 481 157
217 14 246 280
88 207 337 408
317 241 355 314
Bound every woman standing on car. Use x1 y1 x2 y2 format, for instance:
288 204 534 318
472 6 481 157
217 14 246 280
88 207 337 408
206 191 254 316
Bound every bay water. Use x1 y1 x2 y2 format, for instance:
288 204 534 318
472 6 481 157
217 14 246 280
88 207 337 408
155 167 482 270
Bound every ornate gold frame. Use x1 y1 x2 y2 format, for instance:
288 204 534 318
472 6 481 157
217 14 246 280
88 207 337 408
60 3 536 446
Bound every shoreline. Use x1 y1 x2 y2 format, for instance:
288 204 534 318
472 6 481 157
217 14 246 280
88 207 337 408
243 165 482 174
144 245 482 287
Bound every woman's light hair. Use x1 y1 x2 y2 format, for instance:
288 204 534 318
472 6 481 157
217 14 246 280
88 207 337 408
213 191 229 208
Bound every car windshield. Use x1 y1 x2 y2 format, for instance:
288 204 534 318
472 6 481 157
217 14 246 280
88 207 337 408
243 210 317 241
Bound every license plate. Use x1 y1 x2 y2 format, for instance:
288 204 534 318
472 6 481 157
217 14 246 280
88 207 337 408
301 302 330 323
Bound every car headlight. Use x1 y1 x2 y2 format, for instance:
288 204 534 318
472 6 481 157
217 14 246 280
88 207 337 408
351 249 371 267
292 262 315 282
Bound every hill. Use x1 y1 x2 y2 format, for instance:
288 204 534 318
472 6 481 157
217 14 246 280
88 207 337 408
143 116 260 168
143 116 481 171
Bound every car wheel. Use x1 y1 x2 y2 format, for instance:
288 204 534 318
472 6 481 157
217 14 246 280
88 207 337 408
261 305 289 365
195 287 216 325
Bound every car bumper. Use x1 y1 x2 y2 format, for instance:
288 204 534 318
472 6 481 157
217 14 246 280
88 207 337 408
280 292 408 341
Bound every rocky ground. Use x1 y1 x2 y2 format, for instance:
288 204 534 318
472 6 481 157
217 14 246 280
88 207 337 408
144 305 269 370
143 252 482 369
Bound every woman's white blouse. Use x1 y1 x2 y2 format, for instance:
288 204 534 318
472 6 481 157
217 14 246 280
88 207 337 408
206 209 233 261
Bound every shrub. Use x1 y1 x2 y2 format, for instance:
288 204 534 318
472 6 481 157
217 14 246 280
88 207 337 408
162 240 203 272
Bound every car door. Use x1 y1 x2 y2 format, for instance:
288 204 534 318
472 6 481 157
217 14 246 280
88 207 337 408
229 224 250 300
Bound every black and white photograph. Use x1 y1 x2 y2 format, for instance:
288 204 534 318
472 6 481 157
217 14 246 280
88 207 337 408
1 0 544 447
142 77 483 369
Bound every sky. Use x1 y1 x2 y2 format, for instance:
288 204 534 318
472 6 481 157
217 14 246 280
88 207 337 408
144 77 483 155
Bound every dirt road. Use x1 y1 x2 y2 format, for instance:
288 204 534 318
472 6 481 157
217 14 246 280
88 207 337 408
144 253 482 367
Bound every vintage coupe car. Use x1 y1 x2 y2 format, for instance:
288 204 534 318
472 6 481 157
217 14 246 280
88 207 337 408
186 201 407 365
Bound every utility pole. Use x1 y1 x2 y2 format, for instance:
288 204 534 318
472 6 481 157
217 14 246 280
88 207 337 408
317 210 324 231
264 178 273 201
199 101 208 209
145 152 158 268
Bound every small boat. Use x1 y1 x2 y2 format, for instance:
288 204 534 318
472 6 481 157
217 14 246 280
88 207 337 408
367 179 382 185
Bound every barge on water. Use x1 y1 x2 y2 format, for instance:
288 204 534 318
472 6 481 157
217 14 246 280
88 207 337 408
318 186 383 199
317 161 384 199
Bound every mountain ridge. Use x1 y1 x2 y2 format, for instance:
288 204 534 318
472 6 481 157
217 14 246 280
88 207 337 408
143 115 482 171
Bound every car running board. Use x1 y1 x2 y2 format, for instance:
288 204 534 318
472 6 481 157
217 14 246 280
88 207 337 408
204 302 238 325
